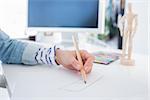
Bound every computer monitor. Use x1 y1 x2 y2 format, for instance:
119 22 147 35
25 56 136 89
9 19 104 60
27 0 105 44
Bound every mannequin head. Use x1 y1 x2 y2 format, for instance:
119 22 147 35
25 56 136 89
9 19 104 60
128 3 132 12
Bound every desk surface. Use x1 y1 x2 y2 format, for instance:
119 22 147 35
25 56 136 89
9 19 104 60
2 53 148 100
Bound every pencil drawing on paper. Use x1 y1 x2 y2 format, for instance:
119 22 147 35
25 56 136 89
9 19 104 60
58 71 104 92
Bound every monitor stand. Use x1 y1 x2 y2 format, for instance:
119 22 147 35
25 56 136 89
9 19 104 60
60 33 78 47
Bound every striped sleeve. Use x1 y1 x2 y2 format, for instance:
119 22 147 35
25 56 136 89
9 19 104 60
22 43 59 66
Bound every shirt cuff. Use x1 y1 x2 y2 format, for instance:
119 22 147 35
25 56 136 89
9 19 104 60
22 43 43 65
22 42 60 66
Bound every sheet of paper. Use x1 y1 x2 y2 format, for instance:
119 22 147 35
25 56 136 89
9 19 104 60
58 70 103 92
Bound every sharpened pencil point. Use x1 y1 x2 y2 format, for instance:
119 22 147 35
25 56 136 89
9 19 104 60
84 81 86 84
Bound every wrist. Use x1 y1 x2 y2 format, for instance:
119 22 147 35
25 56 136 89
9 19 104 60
55 49 62 65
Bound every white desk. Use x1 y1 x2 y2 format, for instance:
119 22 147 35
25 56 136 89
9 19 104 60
2 53 148 100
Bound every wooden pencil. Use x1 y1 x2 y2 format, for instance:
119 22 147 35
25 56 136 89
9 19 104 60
72 34 87 84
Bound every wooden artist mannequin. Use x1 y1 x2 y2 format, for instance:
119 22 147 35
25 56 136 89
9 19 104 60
119 3 138 66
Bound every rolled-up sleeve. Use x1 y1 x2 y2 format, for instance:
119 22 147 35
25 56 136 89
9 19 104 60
0 29 59 66
0 30 27 64
22 43 59 66
22 43 43 65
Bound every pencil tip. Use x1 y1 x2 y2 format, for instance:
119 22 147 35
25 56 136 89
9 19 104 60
84 81 87 84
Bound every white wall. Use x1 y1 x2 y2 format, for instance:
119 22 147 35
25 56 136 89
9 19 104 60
148 0 150 56
0 0 27 38
0 0 149 54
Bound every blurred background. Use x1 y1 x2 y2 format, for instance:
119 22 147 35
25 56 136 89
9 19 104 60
0 0 148 54
0 0 149 99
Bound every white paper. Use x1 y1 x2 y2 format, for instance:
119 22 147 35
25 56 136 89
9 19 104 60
59 70 103 92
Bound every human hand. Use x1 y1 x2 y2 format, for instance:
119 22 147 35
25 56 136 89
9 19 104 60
55 49 95 74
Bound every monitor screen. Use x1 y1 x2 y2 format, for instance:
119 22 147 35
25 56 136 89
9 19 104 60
28 0 99 28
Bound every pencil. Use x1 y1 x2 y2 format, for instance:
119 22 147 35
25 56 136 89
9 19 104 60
72 34 87 84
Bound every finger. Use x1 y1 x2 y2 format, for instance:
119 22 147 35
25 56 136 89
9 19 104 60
81 50 94 61
80 50 94 73
80 50 88 59
67 65 76 70
71 58 81 71
84 58 94 73
63 63 75 70
86 63 93 73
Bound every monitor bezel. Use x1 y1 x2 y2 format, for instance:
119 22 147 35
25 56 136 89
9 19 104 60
26 0 105 35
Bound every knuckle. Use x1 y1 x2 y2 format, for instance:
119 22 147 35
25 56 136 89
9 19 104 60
70 59 75 63
72 59 76 64
81 50 87 53
92 55 95 60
